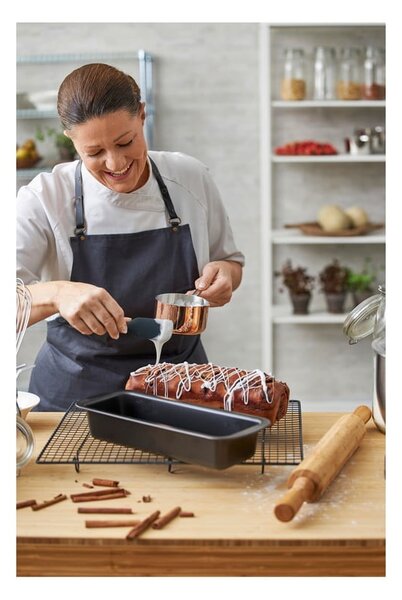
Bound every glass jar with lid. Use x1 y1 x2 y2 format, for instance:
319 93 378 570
343 285 385 433
16 415 35 475
362 46 386 100
336 47 362 100
280 48 306 101
313 46 336 100
371 286 385 431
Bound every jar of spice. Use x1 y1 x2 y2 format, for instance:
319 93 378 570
362 46 385 100
280 48 306 100
313 46 336 100
336 47 362 100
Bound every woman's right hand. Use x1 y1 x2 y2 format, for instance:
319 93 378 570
27 280 128 339
55 281 127 339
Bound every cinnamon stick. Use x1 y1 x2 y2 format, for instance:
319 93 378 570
32 494 67 511
152 506 181 529
126 510 160 540
70 488 126 500
77 507 134 514
17 499 37 509
71 490 128 503
92 478 120 488
85 519 140 528
179 511 195 518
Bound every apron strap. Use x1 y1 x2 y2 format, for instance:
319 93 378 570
149 157 182 231
74 160 86 239
73 156 183 237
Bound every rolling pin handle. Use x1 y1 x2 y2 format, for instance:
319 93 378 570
353 405 372 424
274 476 315 523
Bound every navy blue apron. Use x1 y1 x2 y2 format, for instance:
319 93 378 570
30 157 207 411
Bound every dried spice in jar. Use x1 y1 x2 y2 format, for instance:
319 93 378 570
280 48 306 100
362 46 385 100
336 47 362 100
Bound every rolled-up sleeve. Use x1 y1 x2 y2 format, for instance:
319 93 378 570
202 168 245 267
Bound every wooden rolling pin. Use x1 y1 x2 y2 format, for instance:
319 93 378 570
274 405 372 522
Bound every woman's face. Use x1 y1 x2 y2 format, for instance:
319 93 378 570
67 107 149 193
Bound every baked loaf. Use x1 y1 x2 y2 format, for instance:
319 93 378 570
125 362 290 425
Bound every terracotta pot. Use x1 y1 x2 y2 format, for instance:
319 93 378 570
290 292 311 315
325 291 347 314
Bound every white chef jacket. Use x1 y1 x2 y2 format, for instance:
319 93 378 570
16 151 245 284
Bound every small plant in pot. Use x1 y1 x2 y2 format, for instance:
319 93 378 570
347 258 376 307
319 259 349 314
275 260 315 315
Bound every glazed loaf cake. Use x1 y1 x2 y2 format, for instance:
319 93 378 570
125 362 290 425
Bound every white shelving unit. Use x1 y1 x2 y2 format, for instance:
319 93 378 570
272 305 347 324
259 24 386 404
17 50 154 187
271 229 385 245
272 100 385 108
272 155 385 163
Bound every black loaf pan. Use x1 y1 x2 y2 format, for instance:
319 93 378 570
76 391 269 470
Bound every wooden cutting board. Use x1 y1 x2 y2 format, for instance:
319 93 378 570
285 221 384 236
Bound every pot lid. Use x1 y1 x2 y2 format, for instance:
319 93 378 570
343 290 383 343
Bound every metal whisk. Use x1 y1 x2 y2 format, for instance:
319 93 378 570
16 278 32 355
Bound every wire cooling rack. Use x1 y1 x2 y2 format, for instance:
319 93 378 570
37 400 303 473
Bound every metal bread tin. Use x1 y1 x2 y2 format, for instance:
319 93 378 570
76 391 269 470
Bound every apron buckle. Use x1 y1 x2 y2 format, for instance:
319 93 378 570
169 217 181 231
74 225 87 240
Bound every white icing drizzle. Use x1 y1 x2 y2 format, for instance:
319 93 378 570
129 362 274 409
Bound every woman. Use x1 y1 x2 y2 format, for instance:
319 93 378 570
16 63 244 411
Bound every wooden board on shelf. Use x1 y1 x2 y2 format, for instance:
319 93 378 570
285 222 384 237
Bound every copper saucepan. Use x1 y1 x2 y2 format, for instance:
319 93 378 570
155 292 210 335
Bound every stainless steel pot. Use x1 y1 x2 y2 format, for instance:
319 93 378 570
155 293 210 335
370 126 385 154
344 128 371 155
373 352 385 431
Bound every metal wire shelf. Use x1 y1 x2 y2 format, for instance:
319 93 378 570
37 400 303 474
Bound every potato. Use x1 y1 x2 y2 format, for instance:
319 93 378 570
317 205 352 232
345 206 369 228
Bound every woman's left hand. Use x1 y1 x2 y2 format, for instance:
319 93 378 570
191 260 243 307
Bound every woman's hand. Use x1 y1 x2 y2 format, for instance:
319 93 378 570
191 260 243 307
56 282 127 338
28 281 127 339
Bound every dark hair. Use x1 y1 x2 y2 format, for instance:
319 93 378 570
57 63 142 130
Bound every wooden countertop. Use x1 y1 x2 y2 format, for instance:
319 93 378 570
17 410 385 576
